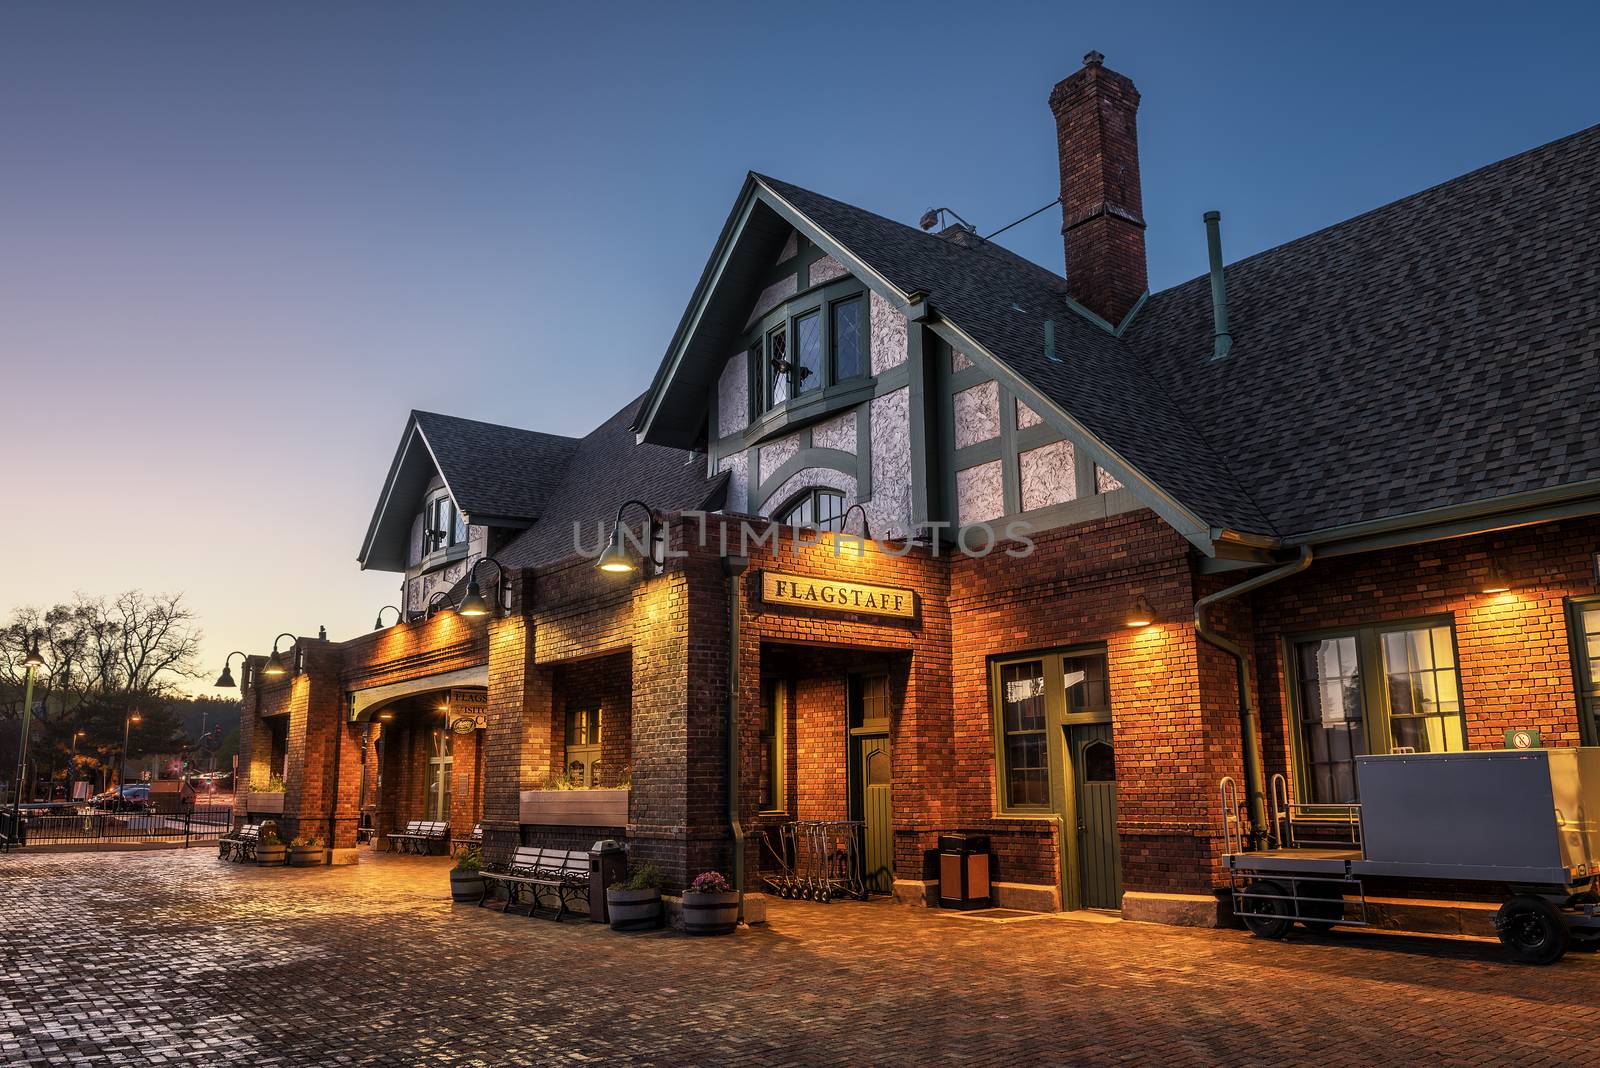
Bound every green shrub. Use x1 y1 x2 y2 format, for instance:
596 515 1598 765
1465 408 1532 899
609 863 662 892
454 846 483 873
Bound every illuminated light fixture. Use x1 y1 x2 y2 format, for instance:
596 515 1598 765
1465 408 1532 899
1482 559 1511 594
260 633 299 677
456 557 506 618
377 710 394 721
373 605 402 630
214 650 248 688
596 499 660 575
1125 594 1156 628
426 591 453 619
22 637 46 671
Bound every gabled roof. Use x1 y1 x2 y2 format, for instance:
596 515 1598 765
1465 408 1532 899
358 411 580 571
640 124 1600 553
497 393 727 570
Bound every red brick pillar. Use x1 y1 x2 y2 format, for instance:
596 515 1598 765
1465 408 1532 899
482 612 553 853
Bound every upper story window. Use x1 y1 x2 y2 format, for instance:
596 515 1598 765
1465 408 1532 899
748 284 869 422
424 493 467 556
777 487 845 531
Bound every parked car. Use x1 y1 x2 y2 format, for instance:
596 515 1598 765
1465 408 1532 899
89 785 151 811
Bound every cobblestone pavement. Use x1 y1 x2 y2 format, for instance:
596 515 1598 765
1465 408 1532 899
2 848 1597 1067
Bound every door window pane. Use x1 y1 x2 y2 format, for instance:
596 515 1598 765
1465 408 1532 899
795 311 822 394
1063 654 1109 714
1295 636 1366 804
999 660 1049 807
1381 625 1465 753
832 298 862 380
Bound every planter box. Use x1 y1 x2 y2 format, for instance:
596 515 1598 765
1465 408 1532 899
244 791 284 815
519 788 628 827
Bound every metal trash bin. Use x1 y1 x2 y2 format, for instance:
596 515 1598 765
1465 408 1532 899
938 833 991 910
588 839 628 923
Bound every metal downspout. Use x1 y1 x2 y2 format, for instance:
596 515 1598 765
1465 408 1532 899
1194 545 1313 847
723 555 750 921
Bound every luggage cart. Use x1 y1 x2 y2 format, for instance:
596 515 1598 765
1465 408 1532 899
1220 748 1600 964
759 820 868 902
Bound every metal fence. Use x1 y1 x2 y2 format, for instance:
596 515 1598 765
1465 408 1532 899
1 804 234 850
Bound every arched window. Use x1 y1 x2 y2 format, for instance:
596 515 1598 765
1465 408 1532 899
776 488 846 531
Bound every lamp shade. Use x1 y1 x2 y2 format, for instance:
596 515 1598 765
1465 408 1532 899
214 664 236 688
261 650 288 677
596 524 637 573
1125 594 1156 628
22 641 46 670
1482 559 1511 594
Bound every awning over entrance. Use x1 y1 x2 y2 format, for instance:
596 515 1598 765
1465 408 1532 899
348 665 489 722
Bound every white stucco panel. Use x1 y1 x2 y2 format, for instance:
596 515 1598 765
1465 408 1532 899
719 451 749 514
869 292 907 374
717 349 749 436
1019 440 1078 512
1016 397 1042 430
808 254 848 287
746 275 798 329
811 410 857 454
868 386 912 538
956 461 1005 526
953 380 1000 449
758 433 800 486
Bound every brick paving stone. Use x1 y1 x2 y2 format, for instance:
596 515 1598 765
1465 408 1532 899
1 848 1596 1066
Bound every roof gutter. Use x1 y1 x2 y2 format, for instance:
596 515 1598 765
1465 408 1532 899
1194 545 1313 848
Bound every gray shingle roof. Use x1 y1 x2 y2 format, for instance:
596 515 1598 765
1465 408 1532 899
412 410 580 524
756 122 1600 539
496 394 728 570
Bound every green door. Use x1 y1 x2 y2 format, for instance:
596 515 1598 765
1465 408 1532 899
1067 723 1121 910
854 734 893 893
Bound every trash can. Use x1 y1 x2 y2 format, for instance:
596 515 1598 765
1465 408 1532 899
938 833 991 910
588 839 628 923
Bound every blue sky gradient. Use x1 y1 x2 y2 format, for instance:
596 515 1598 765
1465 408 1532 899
3 1 1596 688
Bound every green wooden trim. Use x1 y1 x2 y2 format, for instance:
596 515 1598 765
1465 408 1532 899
752 447 859 513
906 323 938 529
855 404 874 502
1565 595 1600 747
953 437 1004 469
997 381 1021 517
758 677 788 815
927 317 1217 553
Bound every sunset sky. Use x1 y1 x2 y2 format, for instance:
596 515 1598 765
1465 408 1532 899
4 1 1596 693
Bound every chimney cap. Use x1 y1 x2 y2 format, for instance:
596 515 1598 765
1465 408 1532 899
1083 50 1105 67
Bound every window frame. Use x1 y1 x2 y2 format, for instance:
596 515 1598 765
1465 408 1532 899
746 276 871 423
775 487 847 532
758 678 787 815
563 705 603 787
1565 595 1600 746
987 645 1112 818
1283 614 1468 804
421 491 468 563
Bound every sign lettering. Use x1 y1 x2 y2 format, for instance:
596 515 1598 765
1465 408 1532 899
759 571 916 620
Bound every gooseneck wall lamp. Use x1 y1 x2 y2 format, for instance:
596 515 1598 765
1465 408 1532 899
9 632 46 820
260 633 299 678
373 605 403 630
425 591 453 619
839 503 873 541
457 556 506 617
213 651 248 688
596 499 660 576
1125 594 1156 628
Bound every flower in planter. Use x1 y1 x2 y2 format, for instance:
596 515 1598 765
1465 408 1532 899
687 871 733 895
289 835 324 849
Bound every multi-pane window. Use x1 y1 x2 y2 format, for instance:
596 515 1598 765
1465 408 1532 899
1566 598 1600 745
795 311 822 395
777 488 846 531
831 298 862 381
759 680 784 812
425 494 466 555
998 660 1050 808
747 285 869 420
565 706 602 787
1291 620 1467 804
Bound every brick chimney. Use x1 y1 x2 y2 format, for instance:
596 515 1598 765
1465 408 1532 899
1049 51 1148 325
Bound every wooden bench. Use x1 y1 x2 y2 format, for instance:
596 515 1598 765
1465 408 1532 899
478 845 591 921
387 819 450 855
219 823 261 862
451 823 483 856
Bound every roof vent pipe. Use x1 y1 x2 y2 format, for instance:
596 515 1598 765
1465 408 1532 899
1204 211 1233 360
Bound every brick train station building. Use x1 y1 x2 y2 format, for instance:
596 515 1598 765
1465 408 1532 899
230 53 1600 925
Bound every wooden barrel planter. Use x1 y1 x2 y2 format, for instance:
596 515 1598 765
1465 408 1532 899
256 840 287 867
450 869 485 903
606 887 662 930
287 844 323 867
681 891 739 935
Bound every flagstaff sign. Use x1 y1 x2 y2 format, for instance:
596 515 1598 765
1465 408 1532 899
760 572 917 619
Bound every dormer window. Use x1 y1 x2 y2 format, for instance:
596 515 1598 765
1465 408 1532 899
747 282 870 422
425 493 467 555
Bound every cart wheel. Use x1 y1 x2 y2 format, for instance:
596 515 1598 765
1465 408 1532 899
1238 880 1294 940
1297 882 1345 933
1494 896 1570 965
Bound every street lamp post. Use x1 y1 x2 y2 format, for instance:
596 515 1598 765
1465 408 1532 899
8 635 47 843
68 730 85 803
118 710 142 791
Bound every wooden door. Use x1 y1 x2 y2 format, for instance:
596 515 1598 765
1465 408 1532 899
1067 722 1121 909
854 734 893 894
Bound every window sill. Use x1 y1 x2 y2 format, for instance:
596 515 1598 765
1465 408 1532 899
415 543 470 573
743 378 875 446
